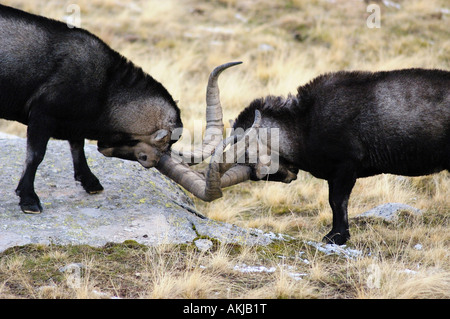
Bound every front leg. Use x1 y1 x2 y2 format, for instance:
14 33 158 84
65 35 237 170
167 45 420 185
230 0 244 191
16 120 52 214
323 168 356 245
69 140 103 194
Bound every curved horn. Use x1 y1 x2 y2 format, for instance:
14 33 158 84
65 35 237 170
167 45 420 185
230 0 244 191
173 62 242 165
156 155 252 202
157 110 261 202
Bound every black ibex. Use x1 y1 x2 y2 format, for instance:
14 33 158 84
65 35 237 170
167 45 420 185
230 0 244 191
161 68 450 245
0 4 238 213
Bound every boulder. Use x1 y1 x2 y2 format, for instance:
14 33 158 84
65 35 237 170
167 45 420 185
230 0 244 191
355 203 422 222
0 137 275 253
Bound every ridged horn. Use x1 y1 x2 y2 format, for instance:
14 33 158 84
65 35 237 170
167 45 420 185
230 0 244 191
173 62 242 165
157 110 261 202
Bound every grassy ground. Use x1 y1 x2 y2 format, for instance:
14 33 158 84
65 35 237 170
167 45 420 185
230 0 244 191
0 0 449 299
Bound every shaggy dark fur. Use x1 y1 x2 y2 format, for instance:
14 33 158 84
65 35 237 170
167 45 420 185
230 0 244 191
234 68 450 244
0 4 181 213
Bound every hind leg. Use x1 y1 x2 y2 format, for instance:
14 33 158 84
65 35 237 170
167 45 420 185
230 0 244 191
323 165 357 245
69 140 103 194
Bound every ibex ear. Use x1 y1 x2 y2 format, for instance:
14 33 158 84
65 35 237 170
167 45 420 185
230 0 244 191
150 129 169 143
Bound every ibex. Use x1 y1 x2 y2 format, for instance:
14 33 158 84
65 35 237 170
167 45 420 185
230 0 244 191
161 68 450 245
0 4 239 213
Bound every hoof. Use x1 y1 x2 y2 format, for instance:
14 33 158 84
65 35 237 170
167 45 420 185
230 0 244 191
79 177 104 194
87 188 104 195
20 202 43 214
323 231 350 245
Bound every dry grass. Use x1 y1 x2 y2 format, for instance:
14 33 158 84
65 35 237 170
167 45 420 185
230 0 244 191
0 0 449 299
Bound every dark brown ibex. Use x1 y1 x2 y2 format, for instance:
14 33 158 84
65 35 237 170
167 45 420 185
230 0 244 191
161 68 450 245
0 4 239 214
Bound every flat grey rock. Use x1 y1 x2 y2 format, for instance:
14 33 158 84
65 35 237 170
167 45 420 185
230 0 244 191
0 137 274 252
355 203 422 222
0 132 19 139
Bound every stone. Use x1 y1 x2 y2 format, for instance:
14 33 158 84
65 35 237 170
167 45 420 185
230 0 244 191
0 137 276 252
355 203 422 222
304 240 364 260
194 238 213 251
58 263 86 273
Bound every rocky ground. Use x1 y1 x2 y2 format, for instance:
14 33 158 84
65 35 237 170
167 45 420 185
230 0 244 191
0 136 277 253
